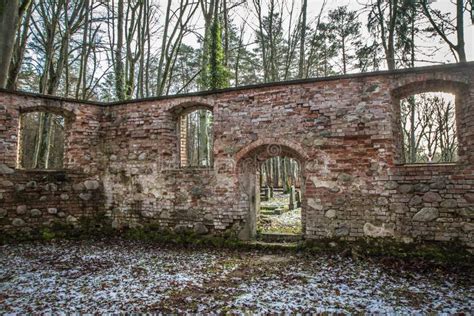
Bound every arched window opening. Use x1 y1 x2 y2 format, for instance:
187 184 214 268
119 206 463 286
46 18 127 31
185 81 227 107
179 108 213 167
400 92 457 164
18 112 66 170
258 156 302 234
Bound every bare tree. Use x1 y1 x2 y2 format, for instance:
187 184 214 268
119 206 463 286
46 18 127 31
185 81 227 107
421 0 467 62
401 93 457 163
7 2 33 90
298 0 307 78
0 0 32 88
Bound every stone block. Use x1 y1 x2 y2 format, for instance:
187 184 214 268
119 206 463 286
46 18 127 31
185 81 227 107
30 209 42 217
384 181 398 190
363 222 394 238
194 223 208 235
0 164 14 174
79 193 92 201
413 207 439 222
399 184 413 194
47 208 58 215
325 209 337 219
84 180 100 190
16 205 27 215
422 192 442 203
440 199 457 208
464 193 474 203
12 218 25 227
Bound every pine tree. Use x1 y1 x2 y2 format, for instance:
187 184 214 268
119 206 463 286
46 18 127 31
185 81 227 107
326 6 362 74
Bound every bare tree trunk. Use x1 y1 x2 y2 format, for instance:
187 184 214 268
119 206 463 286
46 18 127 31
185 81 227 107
386 0 397 70
409 96 416 162
281 157 288 192
0 0 31 88
268 0 277 81
223 0 229 67
273 157 279 188
199 0 216 90
44 116 56 169
156 0 172 95
0 0 19 87
76 0 90 99
421 0 466 62
115 0 126 100
32 112 45 168
342 34 347 74
455 0 466 62
298 0 307 78
145 0 151 97
253 0 268 82
234 23 245 86
198 110 208 166
7 2 33 90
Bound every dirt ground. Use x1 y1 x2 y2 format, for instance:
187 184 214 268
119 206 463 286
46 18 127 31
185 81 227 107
0 240 472 313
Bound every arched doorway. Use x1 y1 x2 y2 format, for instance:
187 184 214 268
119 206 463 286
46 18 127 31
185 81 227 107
236 142 306 240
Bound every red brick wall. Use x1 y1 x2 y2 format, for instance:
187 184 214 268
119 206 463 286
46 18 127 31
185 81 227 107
0 93 105 232
1 63 473 246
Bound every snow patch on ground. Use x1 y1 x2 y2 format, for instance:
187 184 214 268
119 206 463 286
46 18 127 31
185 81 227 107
0 240 472 313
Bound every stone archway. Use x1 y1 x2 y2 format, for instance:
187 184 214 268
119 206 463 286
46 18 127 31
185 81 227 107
236 140 307 240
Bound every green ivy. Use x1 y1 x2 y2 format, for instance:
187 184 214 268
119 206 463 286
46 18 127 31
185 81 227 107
199 18 230 90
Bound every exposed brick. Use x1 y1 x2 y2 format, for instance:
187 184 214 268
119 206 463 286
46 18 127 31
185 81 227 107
0 63 473 246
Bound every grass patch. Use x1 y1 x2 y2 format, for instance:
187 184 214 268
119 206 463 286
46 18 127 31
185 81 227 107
302 237 474 269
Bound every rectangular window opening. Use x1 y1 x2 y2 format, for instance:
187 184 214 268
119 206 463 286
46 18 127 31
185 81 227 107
18 112 65 170
400 92 458 164
179 109 213 168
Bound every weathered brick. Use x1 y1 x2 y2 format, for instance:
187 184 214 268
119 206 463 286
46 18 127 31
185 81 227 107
0 63 473 247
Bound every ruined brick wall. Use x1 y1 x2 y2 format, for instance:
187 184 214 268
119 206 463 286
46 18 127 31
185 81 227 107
0 93 105 233
1 63 473 246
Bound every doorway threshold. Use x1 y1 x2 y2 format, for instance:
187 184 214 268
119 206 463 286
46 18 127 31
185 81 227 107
257 232 303 243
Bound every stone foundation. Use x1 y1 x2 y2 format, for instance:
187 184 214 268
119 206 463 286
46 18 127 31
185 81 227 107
1 63 473 247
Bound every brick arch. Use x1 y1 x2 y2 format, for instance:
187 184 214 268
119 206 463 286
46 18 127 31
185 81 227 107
19 105 75 122
390 79 469 165
169 101 213 117
391 79 469 99
235 138 308 166
235 138 308 240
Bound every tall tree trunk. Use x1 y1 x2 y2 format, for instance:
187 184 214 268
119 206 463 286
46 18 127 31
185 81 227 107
76 0 90 99
273 157 279 188
298 0 307 78
281 157 288 192
223 0 229 67
44 116 56 169
115 0 125 100
386 0 398 70
342 35 347 74
198 110 208 165
268 0 277 81
199 0 216 90
409 96 416 162
422 0 466 62
7 2 33 90
32 113 45 168
253 0 268 82
0 0 21 88
145 0 151 97
455 0 466 62
156 0 171 95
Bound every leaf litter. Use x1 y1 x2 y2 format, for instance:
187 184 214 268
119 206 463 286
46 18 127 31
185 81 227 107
0 239 472 313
